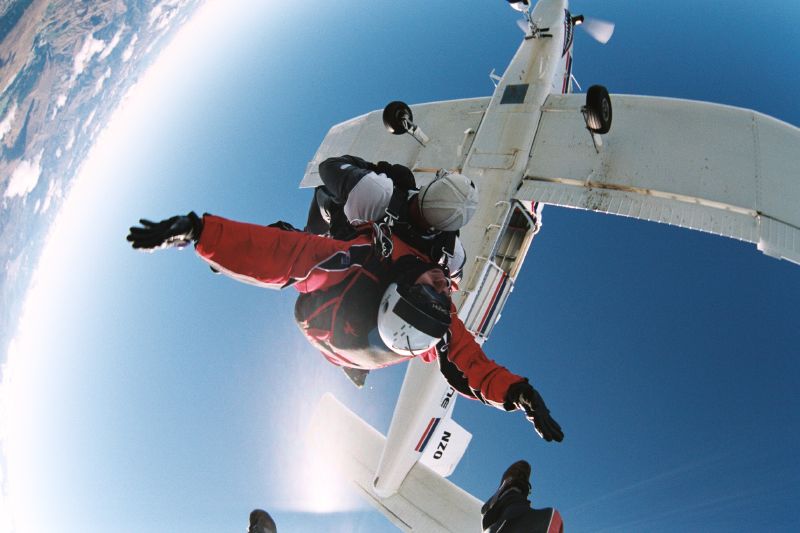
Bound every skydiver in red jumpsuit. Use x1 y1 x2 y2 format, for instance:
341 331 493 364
127 211 563 442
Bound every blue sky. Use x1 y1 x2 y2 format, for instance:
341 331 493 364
2 1 799 532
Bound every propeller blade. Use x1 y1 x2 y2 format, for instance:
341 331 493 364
580 17 615 44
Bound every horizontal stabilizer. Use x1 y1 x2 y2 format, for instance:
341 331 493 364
520 94 800 265
309 393 482 532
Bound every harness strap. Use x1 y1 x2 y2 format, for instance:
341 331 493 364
437 231 457 267
384 186 409 228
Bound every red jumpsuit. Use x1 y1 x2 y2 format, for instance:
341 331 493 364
195 215 524 409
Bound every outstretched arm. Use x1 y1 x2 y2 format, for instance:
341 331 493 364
444 316 564 442
128 213 373 292
196 215 373 292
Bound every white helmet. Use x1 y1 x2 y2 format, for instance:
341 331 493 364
417 169 479 232
377 281 451 356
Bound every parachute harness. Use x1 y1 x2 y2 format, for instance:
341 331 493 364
372 221 394 259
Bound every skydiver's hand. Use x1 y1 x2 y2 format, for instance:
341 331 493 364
373 161 416 190
507 382 564 442
127 212 203 251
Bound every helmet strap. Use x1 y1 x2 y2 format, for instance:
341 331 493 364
406 336 417 357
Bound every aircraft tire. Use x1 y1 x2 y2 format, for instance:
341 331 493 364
585 85 612 134
383 101 412 135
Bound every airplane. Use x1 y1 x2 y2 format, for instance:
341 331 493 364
303 0 800 530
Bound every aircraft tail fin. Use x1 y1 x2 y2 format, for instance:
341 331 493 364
309 393 482 532
419 416 472 478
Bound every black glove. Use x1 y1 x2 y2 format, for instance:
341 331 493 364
373 161 416 190
506 381 564 442
127 212 203 251
248 509 277 533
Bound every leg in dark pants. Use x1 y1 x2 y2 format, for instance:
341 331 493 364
481 460 563 533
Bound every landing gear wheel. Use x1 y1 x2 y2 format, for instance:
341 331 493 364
585 85 612 134
383 101 413 135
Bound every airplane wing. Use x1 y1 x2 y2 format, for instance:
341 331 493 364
309 393 483 533
302 94 800 266
300 97 491 189
517 93 800 264
300 94 799 344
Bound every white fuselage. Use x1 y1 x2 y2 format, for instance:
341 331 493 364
374 0 576 498
455 0 573 327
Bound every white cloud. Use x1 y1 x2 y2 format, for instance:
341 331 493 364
149 1 189 32
148 3 165 27
65 128 75 151
34 179 61 215
122 34 138 62
71 35 106 81
94 67 112 96
89 124 102 142
98 28 124 61
0 71 18 97
0 104 17 143
3 152 43 199
51 94 68 119
82 109 96 132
